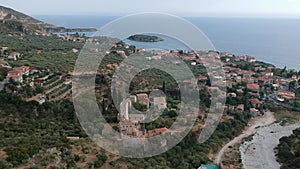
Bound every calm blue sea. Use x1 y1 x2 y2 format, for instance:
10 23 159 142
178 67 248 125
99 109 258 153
35 15 300 70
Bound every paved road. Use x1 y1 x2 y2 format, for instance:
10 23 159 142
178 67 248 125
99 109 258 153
214 111 276 165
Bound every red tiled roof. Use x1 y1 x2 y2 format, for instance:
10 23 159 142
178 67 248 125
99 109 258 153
9 52 20 56
148 127 168 136
247 84 260 90
197 75 208 80
278 91 295 96
19 66 29 69
249 98 263 105
8 69 23 75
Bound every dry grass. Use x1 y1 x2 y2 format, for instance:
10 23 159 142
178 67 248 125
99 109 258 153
274 109 300 124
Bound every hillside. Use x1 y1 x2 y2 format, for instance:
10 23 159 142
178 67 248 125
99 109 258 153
0 6 52 25
0 5 96 35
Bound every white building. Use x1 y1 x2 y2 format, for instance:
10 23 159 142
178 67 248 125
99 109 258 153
153 96 167 110
119 98 131 121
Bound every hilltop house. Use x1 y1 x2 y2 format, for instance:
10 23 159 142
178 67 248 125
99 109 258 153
7 52 21 60
15 66 30 75
136 93 150 108
6 69 23 83
119 121 143 137
118 98 145 137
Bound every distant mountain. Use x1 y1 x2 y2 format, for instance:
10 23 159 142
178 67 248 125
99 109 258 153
0 5 96 35
0 6 49 24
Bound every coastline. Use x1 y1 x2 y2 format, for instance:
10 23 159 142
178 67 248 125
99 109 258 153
35 16 300 70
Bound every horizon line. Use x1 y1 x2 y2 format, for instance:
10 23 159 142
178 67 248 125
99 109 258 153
32 14 300 20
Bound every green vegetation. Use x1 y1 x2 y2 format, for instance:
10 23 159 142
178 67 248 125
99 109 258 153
266 101 300 124
2 32 298 168
294 88 300 108
0 69 7 81
117 110 252 169
0 92 85 167
0 35 83 71
276 127 300 169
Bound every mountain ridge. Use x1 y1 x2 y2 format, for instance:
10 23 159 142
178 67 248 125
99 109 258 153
0 5 96 35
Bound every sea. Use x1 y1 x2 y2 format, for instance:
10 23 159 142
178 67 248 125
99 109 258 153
35 15 300 70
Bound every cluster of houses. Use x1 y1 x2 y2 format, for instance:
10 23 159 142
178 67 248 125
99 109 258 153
56 34 85 42
218 53 297 114
222 54 297 114
136 49 298 117
6 66 30 83
0 46 23 61
118 92 168 137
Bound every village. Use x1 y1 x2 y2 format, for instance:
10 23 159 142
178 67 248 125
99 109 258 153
1 39 299 129
0 37 300 169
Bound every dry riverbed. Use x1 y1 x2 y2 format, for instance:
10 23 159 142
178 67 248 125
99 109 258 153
214 111 276 167
239 122 300 169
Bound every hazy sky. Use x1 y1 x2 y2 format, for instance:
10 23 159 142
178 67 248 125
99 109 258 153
1 0 300 18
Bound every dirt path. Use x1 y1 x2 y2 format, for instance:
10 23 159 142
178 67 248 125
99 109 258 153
214 111 276 165
26 93 42 102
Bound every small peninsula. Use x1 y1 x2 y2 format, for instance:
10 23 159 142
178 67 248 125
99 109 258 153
128 34 164 42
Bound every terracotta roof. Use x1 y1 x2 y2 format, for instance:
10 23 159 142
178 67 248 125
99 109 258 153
278 91 295 95
8 69 23 75
9 52 20 56
247 84 260 90
249 98 263 105
148 127 168 136
19 66 29 69
139 97 150 103
197 75 208 80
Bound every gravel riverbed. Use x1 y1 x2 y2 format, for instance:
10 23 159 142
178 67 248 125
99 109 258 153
240 122 300 169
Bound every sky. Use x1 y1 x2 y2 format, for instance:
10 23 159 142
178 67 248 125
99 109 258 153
1 0 300 18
